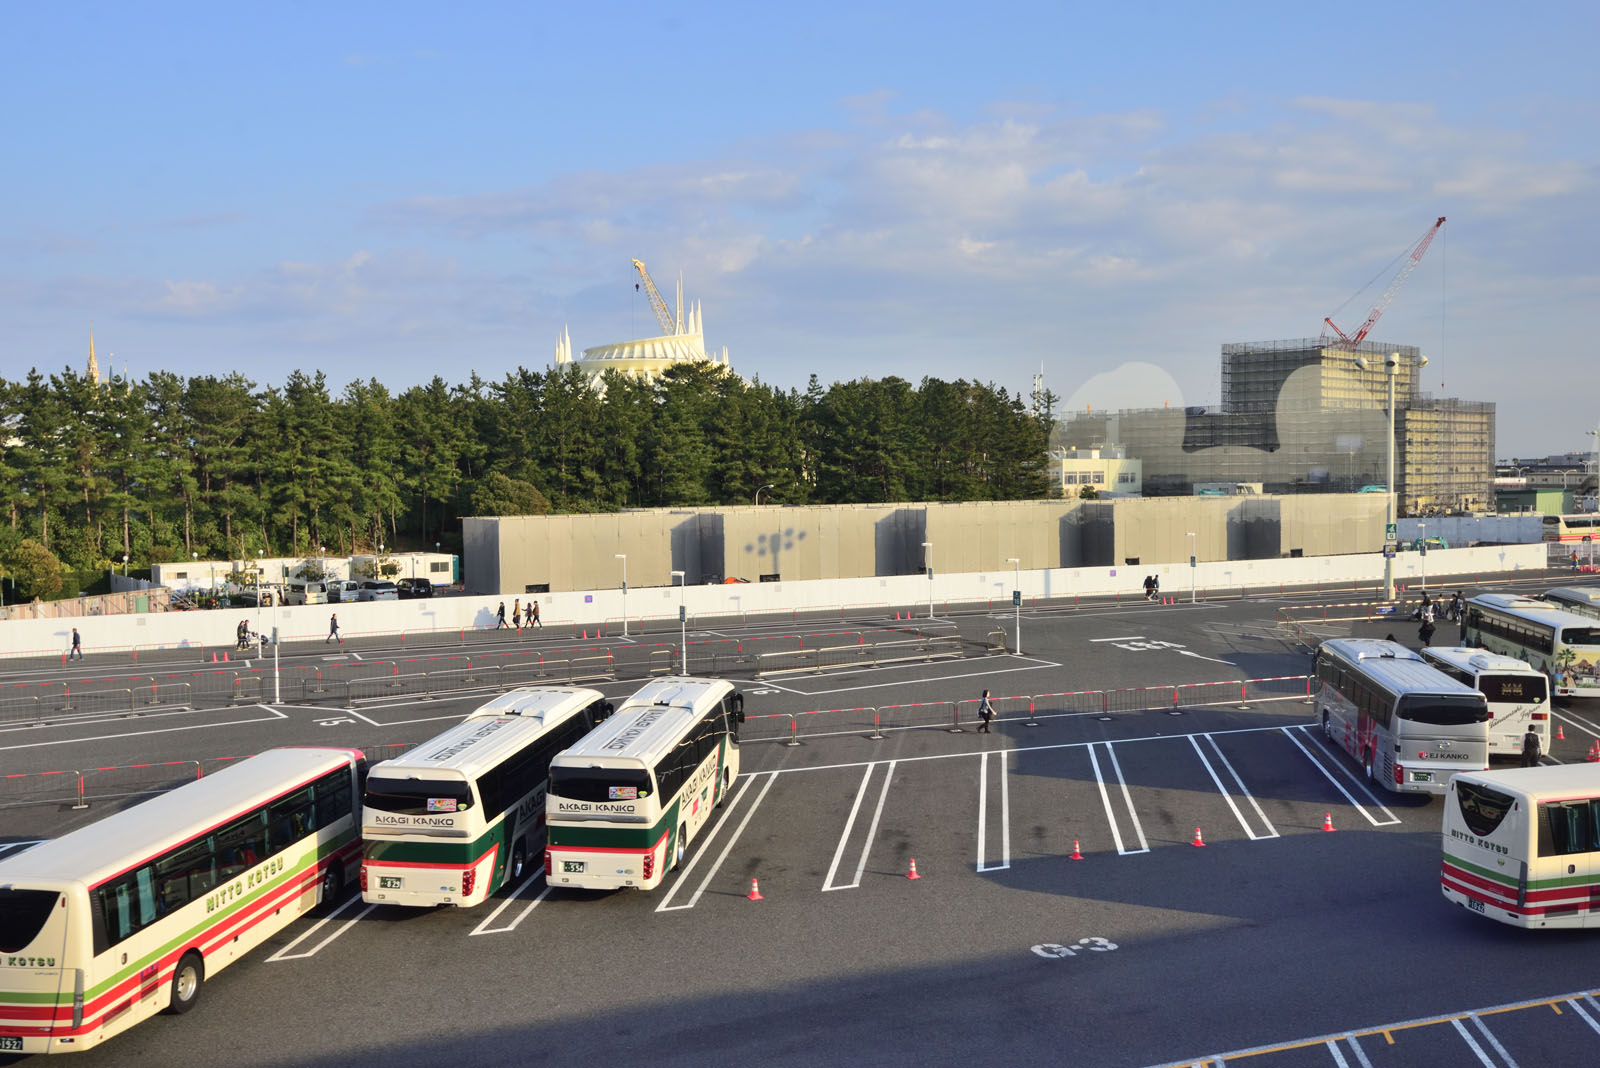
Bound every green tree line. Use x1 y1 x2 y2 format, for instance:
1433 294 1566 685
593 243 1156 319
0 362 1050 596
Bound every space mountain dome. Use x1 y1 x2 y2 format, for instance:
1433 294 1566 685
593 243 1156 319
554 261 732 388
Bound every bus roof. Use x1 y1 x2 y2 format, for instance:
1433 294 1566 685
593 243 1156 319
0 747 357 888
1420 646 1541 676
1318 638 1480 696
1469 593 1598 631
1453 764 1600 800
465 686 606 721
1543 587 1600 612
373 707 587 782
551 677 732 768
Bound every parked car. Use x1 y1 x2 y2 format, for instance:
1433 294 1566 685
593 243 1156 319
327 579 361 603
396 578 433 599
358 580 399 602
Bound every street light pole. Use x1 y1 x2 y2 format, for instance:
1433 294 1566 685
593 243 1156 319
671 570 686 673
1006 556 1021 655
1187 532 1197 603
1419 521 1427 593
755 484 774 506
921 540 934 619
614 554 628 637
1357 351 1425 601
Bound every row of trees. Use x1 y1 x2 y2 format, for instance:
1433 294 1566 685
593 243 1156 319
0 362 1052 595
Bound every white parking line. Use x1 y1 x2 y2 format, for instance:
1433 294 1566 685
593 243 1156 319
658 772 776 912
1342 1034 1375 1068
976 750 1010 872
267 896 376 961
1088 742 1149 855
1089 636 1144 642
1467 1014 1519 1068
1447 1017 1500 1067
0 706 288 752
1190 734 1278 840
1281 726 1401 826
821 762 896 892
470 873 551 936
1568 996 1600 1036
822 765 877 892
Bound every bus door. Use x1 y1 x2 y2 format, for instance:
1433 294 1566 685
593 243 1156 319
1536 798 1600 925
0 885 74 1048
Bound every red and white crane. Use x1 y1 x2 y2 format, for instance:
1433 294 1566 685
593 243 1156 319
1322 215 1446 348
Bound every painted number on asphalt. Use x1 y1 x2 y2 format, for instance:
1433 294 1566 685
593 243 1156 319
749 689 778 696
1112 640 1185 653
315 717 355 727
1031 937 1118 959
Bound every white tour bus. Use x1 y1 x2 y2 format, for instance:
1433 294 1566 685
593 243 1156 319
1541 586 1600 622
1313 638 1490 794
1464 593 1600 699
0 747 364 1055
360 687 612 908
1420 647 1551 758
545 677 744 891
1443 765 1600 928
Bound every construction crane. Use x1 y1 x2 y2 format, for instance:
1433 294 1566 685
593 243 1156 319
1321 216 1445 348
631 259 677 335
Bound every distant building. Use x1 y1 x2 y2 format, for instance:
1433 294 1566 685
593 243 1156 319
1050 447 1141 498
553 270 732 388
1058 337 1494 516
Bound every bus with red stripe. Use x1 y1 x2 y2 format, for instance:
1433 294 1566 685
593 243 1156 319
1443 765 1600 928
545 677 744 891
360 687 612 908
0 747 364 1055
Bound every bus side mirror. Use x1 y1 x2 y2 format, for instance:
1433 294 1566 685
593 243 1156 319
733 693 745 723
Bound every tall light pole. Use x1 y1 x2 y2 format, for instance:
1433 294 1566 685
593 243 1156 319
1356 350 1426 601
1419 520 1427 593
1006 556 1021 655
755 484 774 506
1186 532 1197 603
671 569 687 672
614 553 628 637
921 540 934 619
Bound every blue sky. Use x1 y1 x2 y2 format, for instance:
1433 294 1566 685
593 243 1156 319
2 2 1595 456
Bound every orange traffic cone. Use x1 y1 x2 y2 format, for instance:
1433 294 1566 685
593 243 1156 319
1069 840 1084 860
906 858 921 880
1589 741 1600 764
1557 723 1566 741
1191 827 1206 847
1322 812 1336 833
747 877 763 901
223 651 229 662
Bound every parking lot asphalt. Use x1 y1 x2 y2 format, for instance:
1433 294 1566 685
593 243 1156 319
5 573 1600 1067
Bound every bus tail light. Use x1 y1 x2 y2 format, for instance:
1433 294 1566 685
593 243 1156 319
1395 761 1405 786
544 848 552 877
462 868 476 897
1532 712 1548 720
642 849 654 881
359 863 368 892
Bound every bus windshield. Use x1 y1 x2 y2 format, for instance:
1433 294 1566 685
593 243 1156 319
1397 694 1489 725
1560 627 1600 646
548 766 653 803
363 775 474 815
1479 674 1547 703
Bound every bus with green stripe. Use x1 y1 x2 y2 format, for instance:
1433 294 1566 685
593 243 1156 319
0 747 363 1055
544 677 745 891
1443 765 1600 928
359 687 613 907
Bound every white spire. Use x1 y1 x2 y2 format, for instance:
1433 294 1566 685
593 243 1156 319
555 324 572 364
675 273 684 335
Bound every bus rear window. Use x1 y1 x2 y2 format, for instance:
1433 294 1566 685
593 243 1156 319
1561 628 1600 647
548 766 653 803
1456 781 1514 838
0 889 59 953
363 776 474 815
1396 694 1489 725
1480 674 1548 704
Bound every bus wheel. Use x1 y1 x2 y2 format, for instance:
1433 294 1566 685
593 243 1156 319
1364 752 1375 781
510 839 527 881
717 768 731 807
672 826 687 870
169 951 204 1015
320 864 343 906
1321 713 1332 740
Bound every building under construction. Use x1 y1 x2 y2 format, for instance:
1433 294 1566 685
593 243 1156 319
1057 337 1494 515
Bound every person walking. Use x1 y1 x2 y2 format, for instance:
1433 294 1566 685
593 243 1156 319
528 600 541 628
326 613 341 645
976 689 995 733
1418 599 1436 647
1521 725 1543 768
495 601 508 629
69 627 83 660
512 598 522 628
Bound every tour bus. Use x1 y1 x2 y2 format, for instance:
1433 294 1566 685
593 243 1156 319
545 677 744 891
1420 647 1551 758
1541 586 1600 622
1541 513 1600 545
283 580 328 606
0 747 364 1054
360 687 612 907
1313 638 1489 794
1463 593 1600 699
1442 765 1600 928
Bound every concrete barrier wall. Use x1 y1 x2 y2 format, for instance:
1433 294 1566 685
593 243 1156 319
0 543 1548 658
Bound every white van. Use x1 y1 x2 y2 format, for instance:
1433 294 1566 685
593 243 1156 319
327 579 361 603
285 580 329 606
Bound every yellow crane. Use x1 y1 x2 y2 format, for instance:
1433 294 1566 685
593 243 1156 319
631 258 677 335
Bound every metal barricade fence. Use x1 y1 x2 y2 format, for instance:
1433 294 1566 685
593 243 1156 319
986 630 1006 652
1173 681 1247 710
1 768 83 809
740 712 797 744
790 706 879 741
567 654 615 683
1245 675 1316 705
77 760 202 807
955 694 1034 727
1102 686 1177 714
231 675 265 703
1029 690 1106 718
0 693 43 725
876 700 960 733
62 687 136 715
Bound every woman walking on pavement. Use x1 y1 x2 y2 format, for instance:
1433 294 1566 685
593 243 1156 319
977 689 995 733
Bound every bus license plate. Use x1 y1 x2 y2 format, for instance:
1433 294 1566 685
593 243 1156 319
1412 771 1433 783
0 1037 22 1052
562 861 586 874
1468 898 1486 914
379 876 403 890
